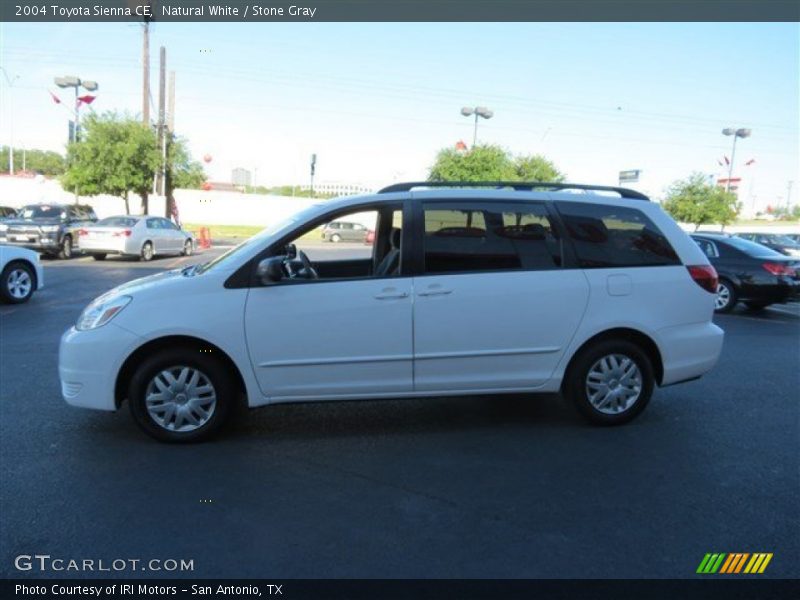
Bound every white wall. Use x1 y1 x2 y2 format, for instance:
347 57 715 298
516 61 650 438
0 176 320 228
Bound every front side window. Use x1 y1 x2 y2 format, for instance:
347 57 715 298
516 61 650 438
422 202 562 274
146 218 160 229
557 202 679 268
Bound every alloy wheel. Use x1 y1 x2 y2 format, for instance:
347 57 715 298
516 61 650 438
715 283 731 310
6 268 32 300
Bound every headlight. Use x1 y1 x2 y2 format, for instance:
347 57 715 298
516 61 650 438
41 225 60 232
76 295 132 331
0 223 7 232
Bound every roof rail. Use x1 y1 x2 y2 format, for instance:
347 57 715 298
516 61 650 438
377 181 650 201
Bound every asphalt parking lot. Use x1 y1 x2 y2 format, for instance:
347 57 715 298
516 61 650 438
1 248 798 579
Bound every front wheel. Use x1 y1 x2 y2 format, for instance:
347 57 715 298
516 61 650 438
182 239 193 256
714 279 737 313
0 261 35 304
140 241 154 262
128 348 234 443
330 233 341 243
564 339 654 426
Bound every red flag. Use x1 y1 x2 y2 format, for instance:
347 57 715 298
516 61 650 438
745 158 756 166
455 140 467 151
49 91 61 104
77 94 96 105
723 156 730 165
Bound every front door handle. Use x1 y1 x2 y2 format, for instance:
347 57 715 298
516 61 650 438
418 289 453 297
374 291 409 300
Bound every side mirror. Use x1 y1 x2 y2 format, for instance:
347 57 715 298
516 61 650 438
257 257 284 284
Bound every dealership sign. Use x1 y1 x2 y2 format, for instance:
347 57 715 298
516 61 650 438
618 169 641 183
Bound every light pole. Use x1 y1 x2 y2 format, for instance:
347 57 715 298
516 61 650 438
1 67 20 175
721 127 751 192
54 76 99 143
461 106 493 147
310 153 316 198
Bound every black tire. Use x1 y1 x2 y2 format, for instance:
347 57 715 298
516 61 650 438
140 241 154 262
714 278 737 313
0 261 35 304
128 347 235 443
58 235 73 259
92 253 107 261
182 239 193 256
744 301 770 311
564 339 654 426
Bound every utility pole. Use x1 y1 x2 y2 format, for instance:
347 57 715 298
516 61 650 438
142 23 150 125
156 45 166 199
1 68 20 175
788 180 794 211
165 70 176 220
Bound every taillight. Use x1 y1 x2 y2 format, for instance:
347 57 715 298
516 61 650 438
113 229 132 237
78 229 88 236
687 265 718 294
763 262 796 277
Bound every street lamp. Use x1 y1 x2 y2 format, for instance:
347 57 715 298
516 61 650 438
721 127 751 193
54 76 99 143
461 106 493 147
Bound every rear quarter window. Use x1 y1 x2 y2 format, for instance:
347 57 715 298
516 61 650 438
557 202 680 268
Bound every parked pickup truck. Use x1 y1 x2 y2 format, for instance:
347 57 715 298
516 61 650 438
0 203 97 259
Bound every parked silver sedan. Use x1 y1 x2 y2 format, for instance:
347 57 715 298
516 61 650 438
78 215 194 261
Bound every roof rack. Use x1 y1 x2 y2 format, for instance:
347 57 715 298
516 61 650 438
378 181 650 201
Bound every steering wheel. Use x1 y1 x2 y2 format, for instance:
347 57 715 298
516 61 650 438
297 249 319 279
285 249 318 280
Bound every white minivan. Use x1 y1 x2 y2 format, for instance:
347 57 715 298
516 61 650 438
59 182 724 442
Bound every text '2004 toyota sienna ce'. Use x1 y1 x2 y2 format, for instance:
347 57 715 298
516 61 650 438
59 182 725 442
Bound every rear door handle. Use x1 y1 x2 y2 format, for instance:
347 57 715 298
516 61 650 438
418 289 453 297
374 291 409 300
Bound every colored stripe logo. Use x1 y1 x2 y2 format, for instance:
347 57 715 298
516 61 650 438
697 553 772 574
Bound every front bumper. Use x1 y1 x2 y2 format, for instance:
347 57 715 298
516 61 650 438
0 234 60 252
59 323 143 411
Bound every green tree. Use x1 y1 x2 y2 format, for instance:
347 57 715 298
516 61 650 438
0 147 66 177
61 112 160 214
428 144 565 183
661 173 739 229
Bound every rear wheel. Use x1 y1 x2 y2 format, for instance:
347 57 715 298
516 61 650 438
714 279 737 313
0 261 35 304
140 241 154 262
182 239 193 256
565 339 654 426
128 348 234 443
92 253 107 261
58 235 73 259
331 233 341 243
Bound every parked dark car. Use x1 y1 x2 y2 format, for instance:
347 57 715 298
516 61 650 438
0 203 98 259
734 232 800 257
0 206 18 220
691 233 800 313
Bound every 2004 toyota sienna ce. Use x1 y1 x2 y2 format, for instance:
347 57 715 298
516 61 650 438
59 182 725 442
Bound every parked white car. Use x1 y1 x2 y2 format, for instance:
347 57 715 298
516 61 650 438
0 245 44 304
59 182 724 442
78 215 193 261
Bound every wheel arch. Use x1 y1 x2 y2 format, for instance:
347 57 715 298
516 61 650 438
114 335 247 410
561 327 664 388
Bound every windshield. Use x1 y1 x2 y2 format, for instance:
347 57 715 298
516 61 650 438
765 234 798 245
724 236 786 257
196 204 327 273
97 217 139 227
19 205 65 219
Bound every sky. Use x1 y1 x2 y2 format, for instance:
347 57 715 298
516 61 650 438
0 21 798 209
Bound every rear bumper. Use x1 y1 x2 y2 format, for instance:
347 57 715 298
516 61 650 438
658 321 724 386
739 280 800 303
78 237 138 254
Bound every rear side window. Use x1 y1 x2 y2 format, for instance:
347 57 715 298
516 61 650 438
557 202 679 268
422 202 562 273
